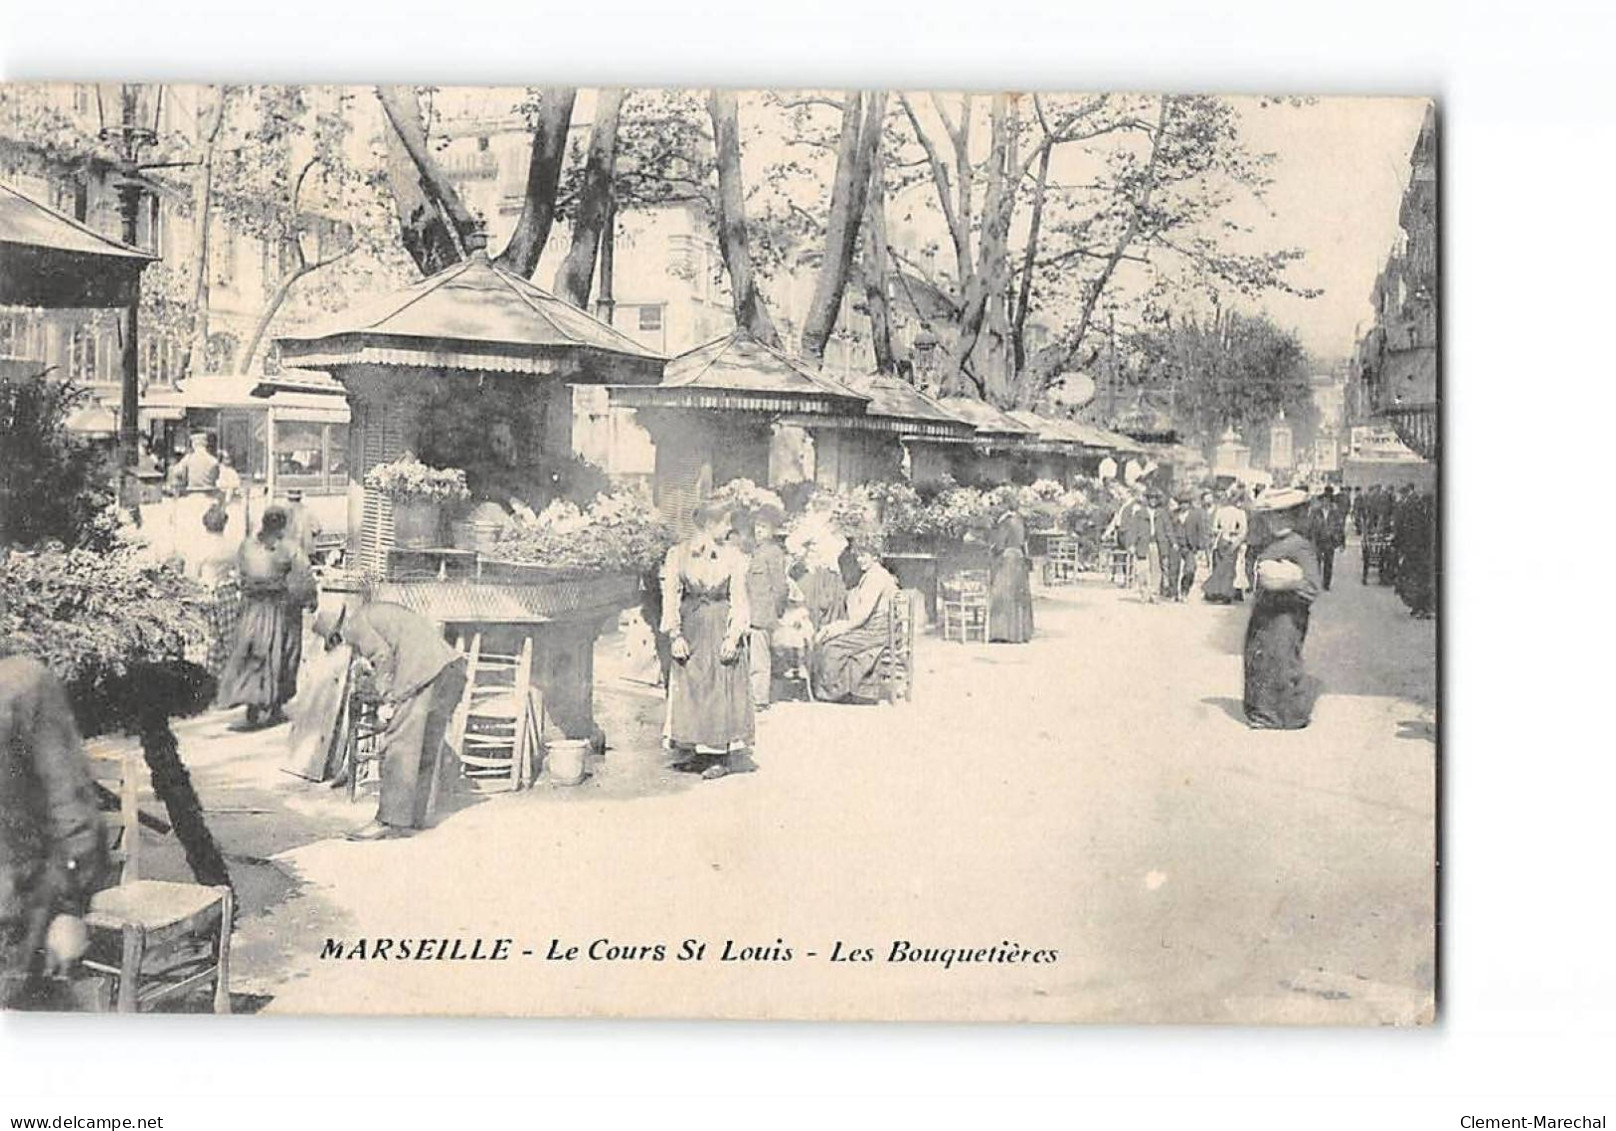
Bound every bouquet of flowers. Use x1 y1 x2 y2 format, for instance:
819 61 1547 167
917 486 991 540
781 485 886 559
710 477 785 518
494 490 673 574
862 480 925 538
362 452 470 503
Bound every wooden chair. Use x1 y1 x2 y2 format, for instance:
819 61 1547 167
80 740 232 1014
938 569 991 643
343 694 386 805
1043 534 1080 586
1362 531 1395 585
448 634 541 791
880 589 920 703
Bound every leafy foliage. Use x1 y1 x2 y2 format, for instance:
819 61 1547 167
1116 311 1318 462
0 370 118 551
1 545 209 735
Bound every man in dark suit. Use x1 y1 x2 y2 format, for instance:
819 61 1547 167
317 601 469 841
1308 486 1347 591
1 654 109 1008
1179 489 1213 599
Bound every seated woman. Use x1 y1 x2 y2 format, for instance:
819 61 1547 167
810 547 900 704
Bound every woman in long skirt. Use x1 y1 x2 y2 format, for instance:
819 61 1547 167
661 503 755 780
987 507 1034 642
1242 489 1324 730
217 506 317 729
810 548 899 702
1203 489 1248 604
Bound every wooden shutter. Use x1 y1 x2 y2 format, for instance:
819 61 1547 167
356 400 404 579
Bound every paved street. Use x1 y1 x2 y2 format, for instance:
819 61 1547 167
143 542 1434 1023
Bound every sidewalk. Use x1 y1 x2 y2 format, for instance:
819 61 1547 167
142 546 1435 1021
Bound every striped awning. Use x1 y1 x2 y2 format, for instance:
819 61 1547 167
608 331 869 419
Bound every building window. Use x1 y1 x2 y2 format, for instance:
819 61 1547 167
68 323 100 384
274 419 325 491
477 135 490 152
638 305 663 332
0 310 42 361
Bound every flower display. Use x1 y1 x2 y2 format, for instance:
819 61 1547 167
493 490 673 574
362 452 471 503
710 477 785 517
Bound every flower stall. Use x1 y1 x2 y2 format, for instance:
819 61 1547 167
606 332 871 537
933 396 1040 486
274 235 667 746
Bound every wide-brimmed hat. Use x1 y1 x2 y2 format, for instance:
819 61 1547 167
1253 486 1309 512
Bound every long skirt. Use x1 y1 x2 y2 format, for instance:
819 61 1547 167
811 618 890 702
204 578 242 676
666 598 755 750
1204 542 1239 602
217 595 303 712
988 549 1034 642
1242 594 1321 730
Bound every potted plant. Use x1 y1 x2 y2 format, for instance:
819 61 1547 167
362 452 470 549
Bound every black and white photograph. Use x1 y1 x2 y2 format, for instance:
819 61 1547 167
0 81 1441 1024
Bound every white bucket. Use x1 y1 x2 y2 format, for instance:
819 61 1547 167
545 738 590 786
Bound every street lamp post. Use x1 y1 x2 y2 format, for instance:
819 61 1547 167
95 83 161 488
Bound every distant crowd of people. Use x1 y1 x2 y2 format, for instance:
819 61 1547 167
1098 475 1437 731
1349 483 1438 618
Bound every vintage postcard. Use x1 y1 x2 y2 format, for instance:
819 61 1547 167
0 84 1437 1023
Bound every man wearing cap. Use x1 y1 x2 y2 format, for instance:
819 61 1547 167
1307 485 1347 591
1242 486 1323 730
1128 489 1163 603
316 601 468 841
282 488 323 561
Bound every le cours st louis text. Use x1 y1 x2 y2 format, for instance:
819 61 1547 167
318 937 1062 970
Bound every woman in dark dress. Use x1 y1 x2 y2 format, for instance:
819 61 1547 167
217 506 317 729
1242 488 1324 730
987 507 1034 643
660 503 755 780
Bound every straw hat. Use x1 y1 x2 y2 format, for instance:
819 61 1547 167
1253 486 1309 512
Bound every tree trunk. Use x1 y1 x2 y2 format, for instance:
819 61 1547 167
376 86 478 274
596 194 618 326
185 87 230 379
800 91 886 365
554 89 626 308
138 715 231 893
707 89 780 347
1010 141 1052 390
946 93 1017 400
496 86 578 278
860 145 897 376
